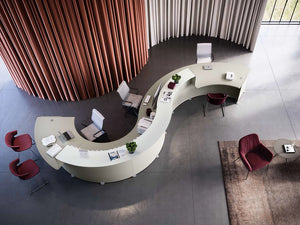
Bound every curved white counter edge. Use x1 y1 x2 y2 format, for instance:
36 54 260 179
34 63 248 183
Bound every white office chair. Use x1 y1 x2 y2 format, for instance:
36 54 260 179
81 109 106 141
117 81 143 116
196 43 212 64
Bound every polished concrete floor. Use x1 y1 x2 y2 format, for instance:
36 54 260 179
0 25 299 225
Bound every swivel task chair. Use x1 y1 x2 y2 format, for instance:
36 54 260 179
196 43 213 64
81 109 109 142
117 81 143 116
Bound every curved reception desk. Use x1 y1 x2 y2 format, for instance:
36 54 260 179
35 63 248 183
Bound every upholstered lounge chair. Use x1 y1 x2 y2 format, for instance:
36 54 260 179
238 133 273 179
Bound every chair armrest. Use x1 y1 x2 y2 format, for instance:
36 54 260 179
239 152 253 171
259 144 273 161
123 100 133 107
12 145 20 150
93 130 105 138
81 119 92 127
17 172 30 177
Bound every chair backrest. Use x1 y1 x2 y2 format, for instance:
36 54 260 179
239 133 260 156
239 133 261 171
5 130 18 149
91 108 105 130
207 93 228 105
9 158 39 180
196 43 212 63
117 81 130 101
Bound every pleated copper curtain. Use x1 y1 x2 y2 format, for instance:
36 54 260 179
0 0 148 101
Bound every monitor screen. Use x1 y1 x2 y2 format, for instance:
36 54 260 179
152 83 162 108
91 109 105 130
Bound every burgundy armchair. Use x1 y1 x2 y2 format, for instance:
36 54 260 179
5 130 38 158
204 93 228 117
238 133 273 179
9 158 39 180
9 158 48 194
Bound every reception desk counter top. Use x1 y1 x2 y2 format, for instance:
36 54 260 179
35 63 248 183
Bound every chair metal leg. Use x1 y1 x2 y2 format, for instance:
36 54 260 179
203 102 208 117
244 170 250 180
221 104 225 117
233 157 240 162
30 149 40 161
133 109 138 117
265 164 270 174
30 180 49 195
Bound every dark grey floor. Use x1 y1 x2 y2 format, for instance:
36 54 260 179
0 25 299 225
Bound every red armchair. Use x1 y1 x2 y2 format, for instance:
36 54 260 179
204 93 228 117
238 133 273 179
5 130 38 158
9 158 48 194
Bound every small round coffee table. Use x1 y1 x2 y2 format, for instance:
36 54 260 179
274 139 300 165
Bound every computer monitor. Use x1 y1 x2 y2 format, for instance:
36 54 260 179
91 109 105 130
152 82 162 108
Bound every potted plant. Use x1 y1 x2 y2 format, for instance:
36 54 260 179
172 74 181 84
126 141 137 154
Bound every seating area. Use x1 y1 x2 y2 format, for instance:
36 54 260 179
0 25 299 225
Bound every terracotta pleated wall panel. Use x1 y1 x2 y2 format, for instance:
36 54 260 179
0 0 148 101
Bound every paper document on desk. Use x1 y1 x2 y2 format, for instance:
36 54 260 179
118 149 128 157
79 149 89 158
47 144 62 158
160 91 173 103
137 117 152 134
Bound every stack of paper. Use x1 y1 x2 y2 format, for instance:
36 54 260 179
137 117 152 134
46 144 62 158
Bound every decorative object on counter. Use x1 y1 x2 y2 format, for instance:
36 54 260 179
172 74 181 84
146 108 152 116
126 142 137 154
168 82 176 89
150 112 156 120
108 151 120 161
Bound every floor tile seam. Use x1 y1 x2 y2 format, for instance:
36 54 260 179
140 170 192 175
245 88 279 91
186 121 199 225
262 39 298 139
244 89 281 92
